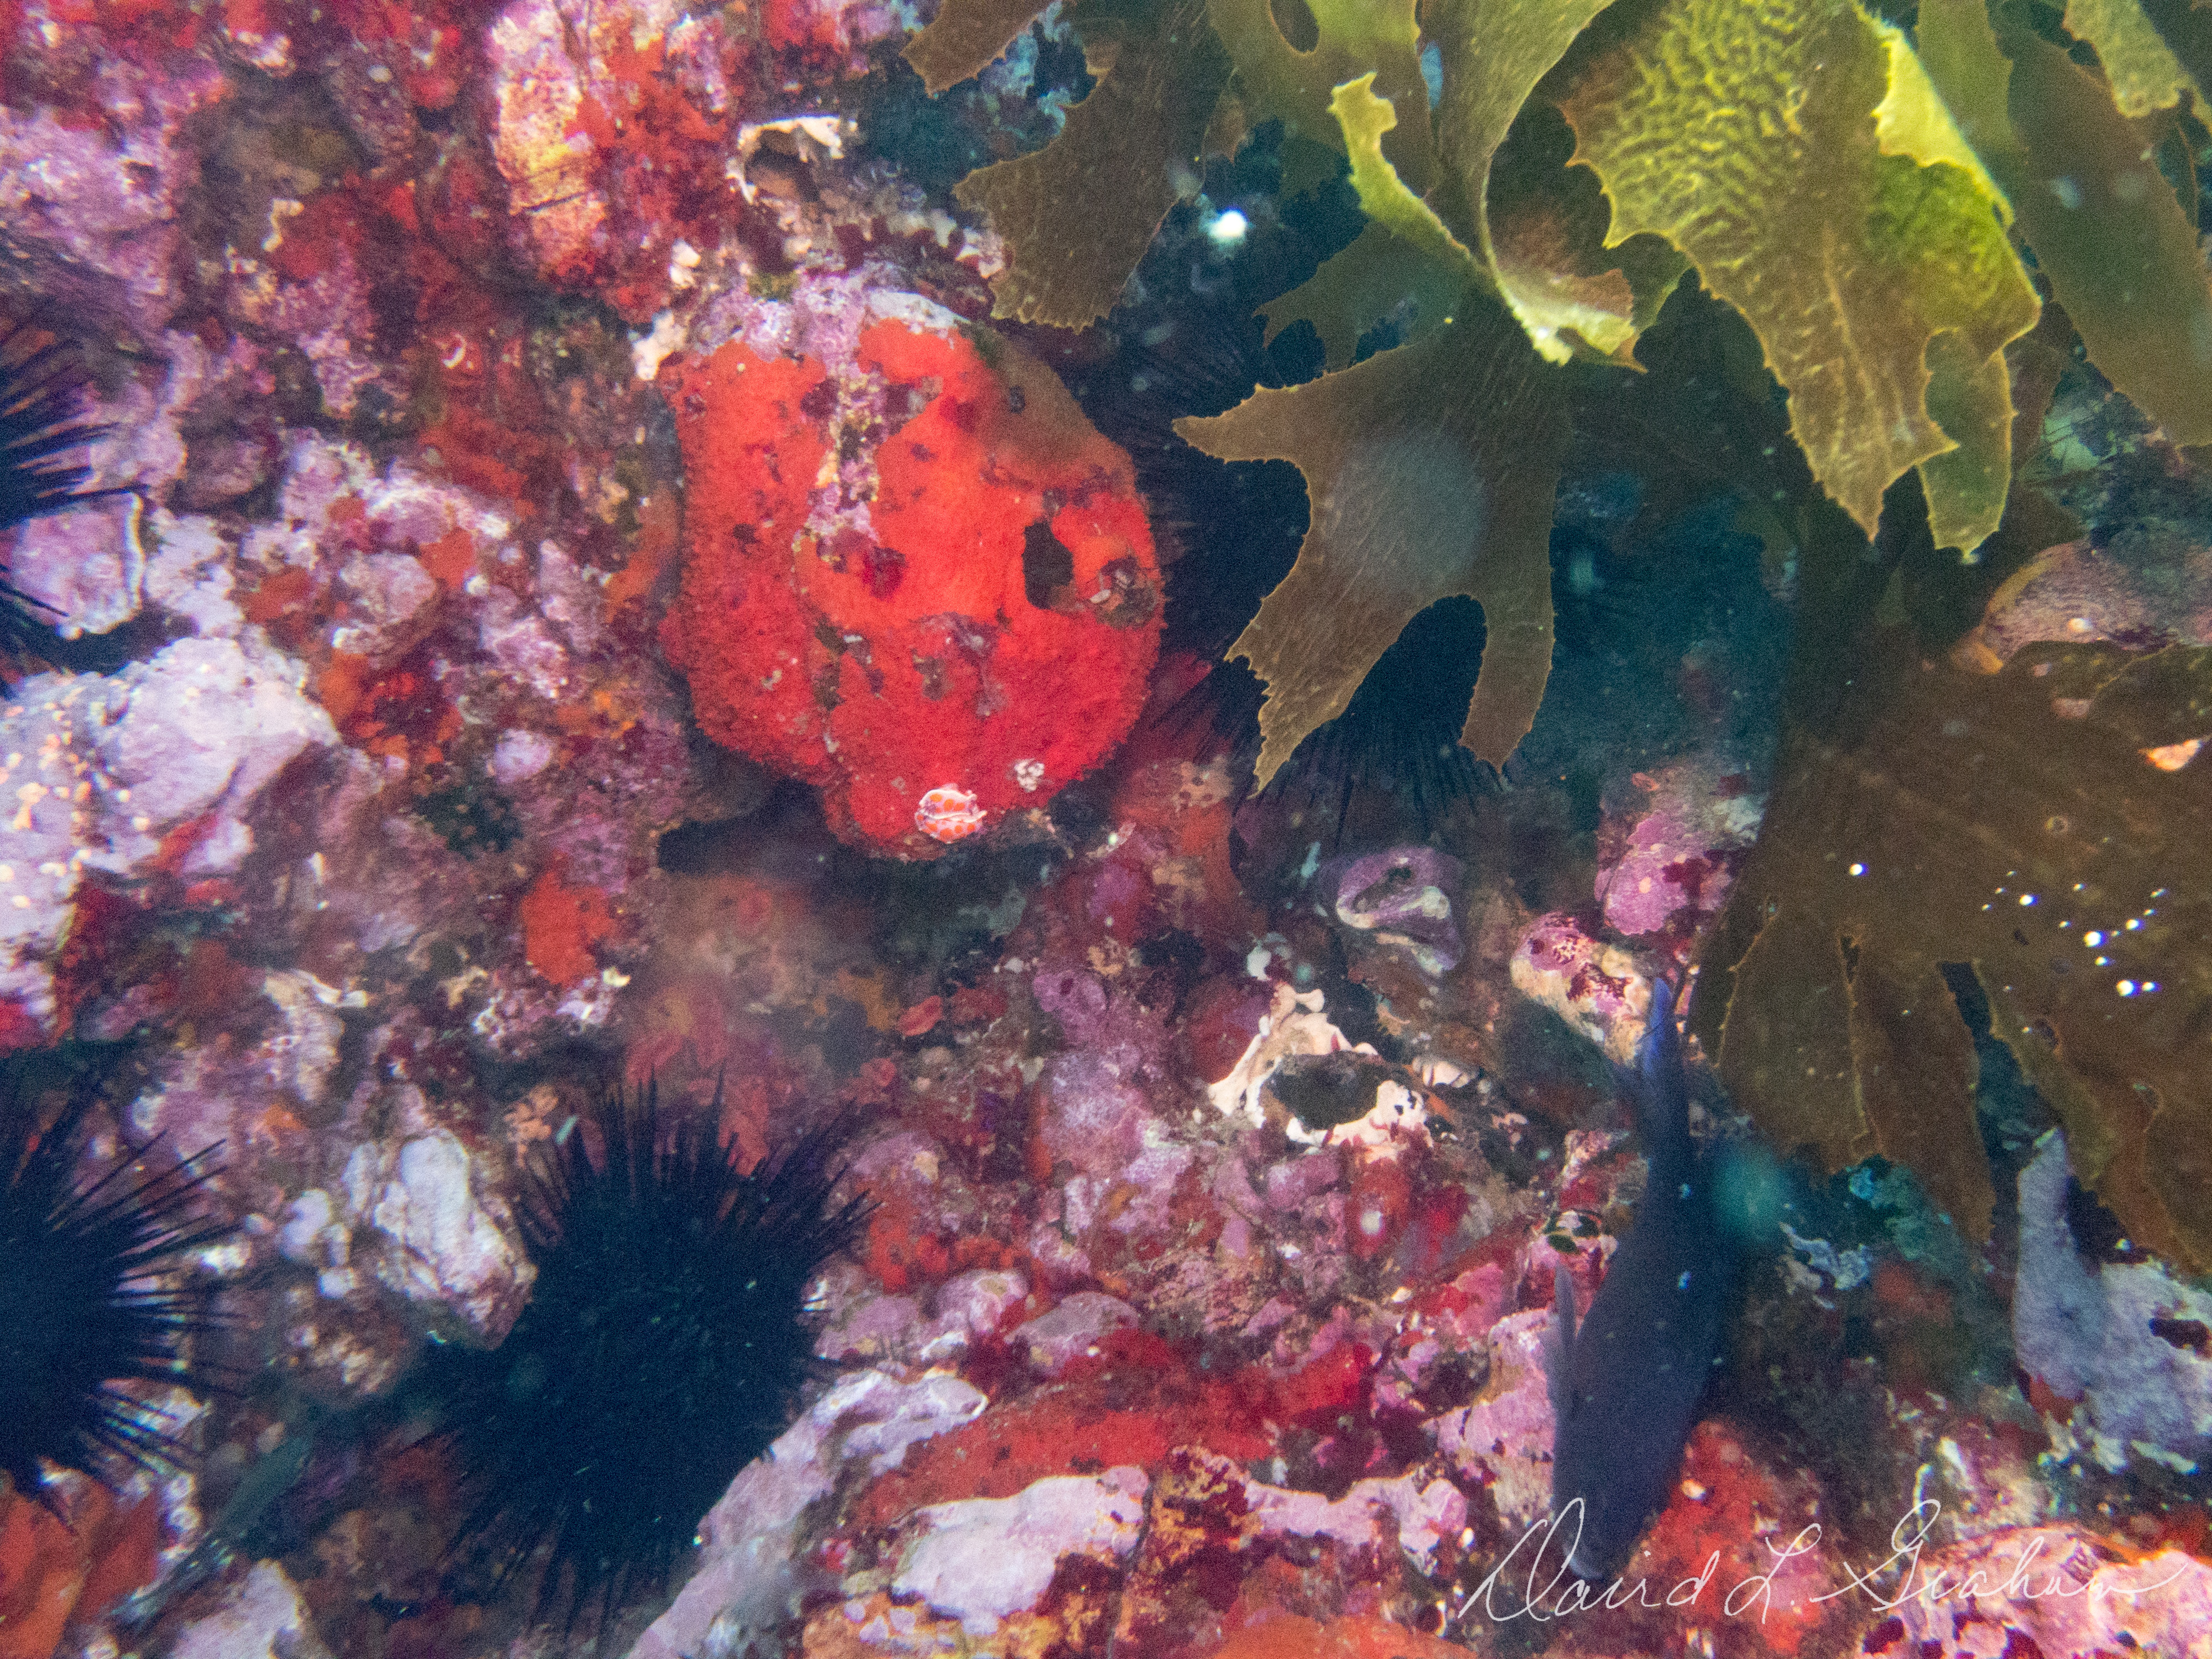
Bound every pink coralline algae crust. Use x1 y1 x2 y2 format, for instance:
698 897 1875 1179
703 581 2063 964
1509 910 1655 1063
1598 759 1763 941
1331 846 1465 976
483 0 742 320
0 54 227 332
4 6 2191 1659
2012 1131 2212 1473
1864 1524 2212 1658
889 1466 1151 1637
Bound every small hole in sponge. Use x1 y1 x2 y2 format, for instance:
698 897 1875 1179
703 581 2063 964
1022 521 1076 609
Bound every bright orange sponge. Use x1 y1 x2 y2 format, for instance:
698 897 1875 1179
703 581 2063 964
659 311 1162 857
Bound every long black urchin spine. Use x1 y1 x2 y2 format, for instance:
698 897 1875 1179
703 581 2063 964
0 320 114 659
0 1090 230 1509
432 1080 868 1633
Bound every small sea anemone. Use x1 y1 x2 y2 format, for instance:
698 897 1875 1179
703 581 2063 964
1 317 112 656
429 1081 869 1630
0 1084 229 1507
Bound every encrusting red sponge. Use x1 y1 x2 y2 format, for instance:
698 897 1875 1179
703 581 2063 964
659 306 1162 857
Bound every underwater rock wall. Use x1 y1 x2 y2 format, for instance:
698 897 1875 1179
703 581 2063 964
3 2 2212 1658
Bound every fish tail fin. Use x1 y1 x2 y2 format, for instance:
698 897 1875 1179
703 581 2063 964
1545 1260 1576 1422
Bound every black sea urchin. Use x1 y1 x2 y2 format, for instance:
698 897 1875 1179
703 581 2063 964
0 1088 229 1506
1 319 112 655
433 1082 868 1629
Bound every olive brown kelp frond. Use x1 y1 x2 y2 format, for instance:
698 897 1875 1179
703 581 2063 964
946 0 1231 328
1173 294 1568 789
1921 0 2212 450
1693 638 2212 1268
902 0 1061 94
925 0 2211 754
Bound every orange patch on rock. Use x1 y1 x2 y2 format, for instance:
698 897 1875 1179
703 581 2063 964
1626 1420 1834 1655
604 489 679 611
1209 1611 1467 1659
418 525 477 589
0 1481 163 1659
852 1332 1273 1530
518 863 615 985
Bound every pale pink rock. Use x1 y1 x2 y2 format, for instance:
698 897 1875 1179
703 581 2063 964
1241 1467 1468 1576
890 1467 1150 1637
1435 1308 1559 1531
1598 760 1762 938
345 1124 535 1336
1008 1291 1140 1375
247 240 384 418
1872 1524 2212 1658
170 1561 330 1659
2014 1132 2212 1474
630 1371 989 1659
0 638 335 1031
0 58 227 332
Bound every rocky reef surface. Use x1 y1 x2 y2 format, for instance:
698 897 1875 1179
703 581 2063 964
4 4 2212 1659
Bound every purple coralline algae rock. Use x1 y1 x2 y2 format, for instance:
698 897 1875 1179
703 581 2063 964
889 1467 1150 1637
1878 1525 2212 1657
3 327 261 639
1597 760 1762 938
1032 966 1173 1184
1008 1291 1140 1376
1331 846 1464 975
2013 1131 2212 1472
630 1370 989 1659
0 639 336 1028
1507 911 1654 1063
1239 1463 1468 1577
169 1561 331 1659
818 1265 1033 1370
1434 1307 1561 1531
0 57 227 332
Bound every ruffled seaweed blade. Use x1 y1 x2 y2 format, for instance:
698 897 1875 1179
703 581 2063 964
435 1084 868 1630
0 321 109 651
0 1092 229 1505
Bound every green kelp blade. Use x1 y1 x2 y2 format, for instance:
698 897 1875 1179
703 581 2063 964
1703 641 2212 1267
1203 0 1433 190
1559 0 2036 550
1173 293 1568 786
1332 75 1478 287
2063 0 2204 116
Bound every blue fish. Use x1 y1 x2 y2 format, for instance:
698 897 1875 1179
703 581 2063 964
1545 978 1747 1580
